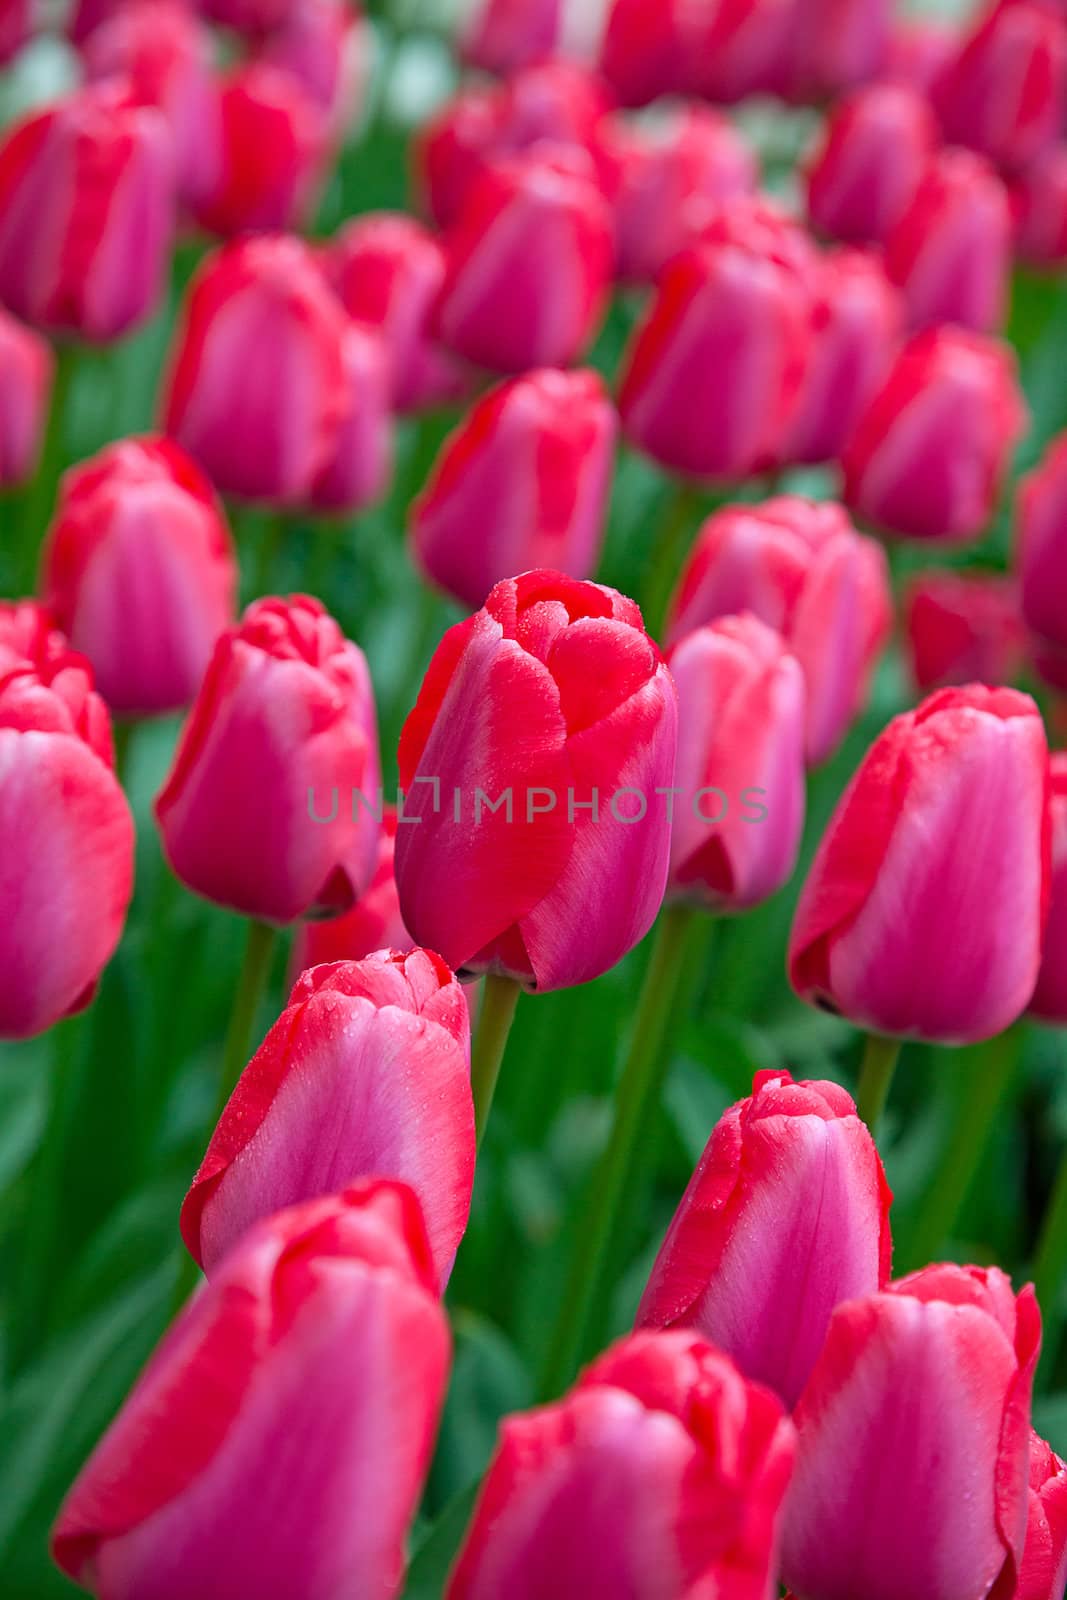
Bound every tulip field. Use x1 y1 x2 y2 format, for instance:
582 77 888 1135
7 0 1067 1596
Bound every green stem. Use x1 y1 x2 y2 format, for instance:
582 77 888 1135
21 342 77 590
214 920 278 1126
111 720 134 788
470 975 522 1144
644 483 701 640
251 510 286 600
538 902 696 1399
855 1034 902 1132
1034 1133 1067 1392
899 1028 1023 1274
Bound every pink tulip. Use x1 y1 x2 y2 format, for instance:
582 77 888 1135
255 0 367 137
448 1329 796 1598
591 103 757 284
665 617 806 910
435 147 614 375
843 327 1027 543
0 631 133 1038
885 147 1012 334
395 570 677 992
0 307 51 488
305 320 394 515
638 1070 892 1408
325 213 467 414
782 1264 1041 1600
1016 1429 1067 1600
805 84 938 244
181 949 474 1286
933 0 1067 173
155 594 380 924
461 0 563 74
882 16 960 91
190 63 331 238
0 85 175 342
666 497 891 766
162 235 350 507
41 436 237 718
411 369 617 612
780 247 903 466
1017 432 1067 660
202 0 300 34
53 1181 450 1600
688 0 798 105
1013 145 1067 266
774 0 893 102
789 685 1050 1043
904 570 1027 692
1029 752 1067 1023
293 807 410 973
82 0 222 209
0 0 29 62
597 0 703 105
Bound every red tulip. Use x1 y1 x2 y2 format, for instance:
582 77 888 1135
181 949 474 1286
597 0 702 105
155 594 381 924
1029 752 1067 1023
591 103 757 284
0 629 133 1038
255 0 367 137
82 0 222 210
1012 144 1067 266
885 147 1012 334
395 570 677 992
933 0 1067 173
638 1070 892 1407
688 0 798 105
40 437 237 718
666 616 806 910
904 570 1027 692
0 306 51 488
805 84 938 245
436 148 613 375
53 1181 450 1600
666 498 891 766
461 0 563 74
162 235 350 507
1017 431 1067 661
1016 1429 1067 1600
782 1264 1040 1600
789 685 1050 1043
780 247 903 466
411 369 617 612
447 1329 796 1599
293 807 409 973
0 85 175 342
190 63 330 238
305 319 393 516
325 213 467 414
843 327 1027 543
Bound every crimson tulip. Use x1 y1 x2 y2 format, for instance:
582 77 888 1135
0 306 51 488
805 84 938 245
933 0 1067 172
305 320 393 516
1017 431 1067 664
1013 145 1067 266
461 0 563 74
293 807 409 974
1017 1429 1067 1600
1029 752 1067 1024
904 570 1027 692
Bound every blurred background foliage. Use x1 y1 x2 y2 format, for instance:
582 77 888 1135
1 2 1067 1594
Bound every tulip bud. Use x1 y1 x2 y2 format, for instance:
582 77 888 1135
395 570 677 992
780 247 903 466
1018 432 1067 664
1028 752 1067 1023
190 63 331 237
0 307 51 488
805 84 938 244
255 0 367 137
1013 145 1067 266
0 631 134 1038
162 235 350 507
448 1329 796 1599
155 594 381 924
461 0 563 74
1018 1429 1067 1599
618 230 812 481
933 0 1067 173
53 1181 450 1600
181 949 474 1286
884 147 1012 334
782 1264 1040 1600
415 84 505 231
773 0 893 103
0 0 29 62
82 0 222 210
40 436 238 718
294 807 410 974
882 16 959 91
0 85 175 342
305 319 394 515
202 0 299 34
789 685 1050 1043
436 148 614 375
638 1070 892 1407
590 103 757 284
665 617 806 910
843 327 1027 543
666 497 891 767
411 369 617 612
904 570 1027 692
688 0 799 105
325 213 468 414
597 0 704 105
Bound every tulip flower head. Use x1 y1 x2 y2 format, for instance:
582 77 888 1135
0 306 51 488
